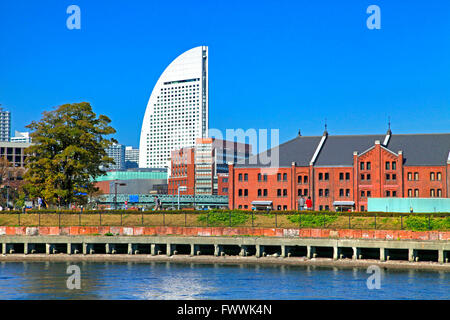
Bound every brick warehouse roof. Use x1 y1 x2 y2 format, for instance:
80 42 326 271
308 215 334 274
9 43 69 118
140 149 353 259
234 132 450 168
314 134 385 166
235 135 322 167
386 134 450 166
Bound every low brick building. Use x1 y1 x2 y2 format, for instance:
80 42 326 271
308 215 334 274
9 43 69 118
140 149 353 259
168 138 251 196
228 130 450 211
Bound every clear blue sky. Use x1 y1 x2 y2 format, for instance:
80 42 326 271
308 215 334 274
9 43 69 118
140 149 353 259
1 0 449 148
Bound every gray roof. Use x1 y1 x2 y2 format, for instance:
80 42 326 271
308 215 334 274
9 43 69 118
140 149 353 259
235 135 322 167
386 134 450 166
234 132 450 168
314 135 385 166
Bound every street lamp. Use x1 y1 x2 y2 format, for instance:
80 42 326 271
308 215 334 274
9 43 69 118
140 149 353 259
177 186 187 210
5 185 9 210
113 180 127 210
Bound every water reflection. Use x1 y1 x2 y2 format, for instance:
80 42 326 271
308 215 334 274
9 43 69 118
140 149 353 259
0 261 447 300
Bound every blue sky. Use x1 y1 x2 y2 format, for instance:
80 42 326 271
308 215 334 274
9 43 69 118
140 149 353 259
1 0 449 148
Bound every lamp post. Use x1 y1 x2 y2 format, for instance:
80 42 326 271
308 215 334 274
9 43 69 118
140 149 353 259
114 180 127 210
5 185 9 210
178 186 187 210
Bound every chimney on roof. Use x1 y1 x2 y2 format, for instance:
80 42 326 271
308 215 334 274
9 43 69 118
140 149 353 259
298 129 301 137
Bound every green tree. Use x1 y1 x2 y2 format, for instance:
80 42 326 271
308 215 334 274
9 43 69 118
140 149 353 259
24 102 116 207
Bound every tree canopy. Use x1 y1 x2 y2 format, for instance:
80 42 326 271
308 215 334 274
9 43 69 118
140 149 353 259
24 102 116 206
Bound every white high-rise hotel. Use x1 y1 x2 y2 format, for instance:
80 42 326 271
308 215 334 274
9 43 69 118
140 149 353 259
139 46 208 168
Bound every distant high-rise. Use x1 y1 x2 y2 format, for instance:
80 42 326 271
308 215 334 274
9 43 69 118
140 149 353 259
125 146 139 169
139 46 209 168
0 108 11 142
11 131 31 143
105 143 125 170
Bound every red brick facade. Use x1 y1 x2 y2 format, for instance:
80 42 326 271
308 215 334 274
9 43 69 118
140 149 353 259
217 173 229 195
229 139 449 211
168 148 195 195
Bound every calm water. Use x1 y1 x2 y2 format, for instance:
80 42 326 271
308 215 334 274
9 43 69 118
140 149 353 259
0 261 448 300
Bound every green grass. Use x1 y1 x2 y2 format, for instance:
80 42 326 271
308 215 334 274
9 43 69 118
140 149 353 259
197 209 249 227
287 214 339 228
405 216 450 231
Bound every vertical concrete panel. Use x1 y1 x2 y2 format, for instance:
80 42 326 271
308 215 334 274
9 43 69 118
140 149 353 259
380 248 386 261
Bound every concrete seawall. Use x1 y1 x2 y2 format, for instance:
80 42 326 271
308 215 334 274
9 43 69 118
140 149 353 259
1 234 449 265
1 226 450 241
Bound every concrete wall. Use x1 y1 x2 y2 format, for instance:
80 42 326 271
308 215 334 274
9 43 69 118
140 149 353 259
1 226 449 241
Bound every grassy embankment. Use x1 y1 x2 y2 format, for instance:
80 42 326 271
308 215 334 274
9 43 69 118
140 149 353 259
0 210 449 231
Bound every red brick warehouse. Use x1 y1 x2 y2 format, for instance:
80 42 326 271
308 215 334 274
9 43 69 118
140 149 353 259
228 129 450 211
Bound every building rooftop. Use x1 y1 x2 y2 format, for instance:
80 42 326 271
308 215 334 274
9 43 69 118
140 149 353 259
234 132 450 168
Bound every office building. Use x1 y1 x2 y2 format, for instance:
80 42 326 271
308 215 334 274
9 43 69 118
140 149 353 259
11 131 32 143
105 143 126 171
0 141 31 168
168 138 251 196
0 108 11 142
139 46 209 168
125 146 139 169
